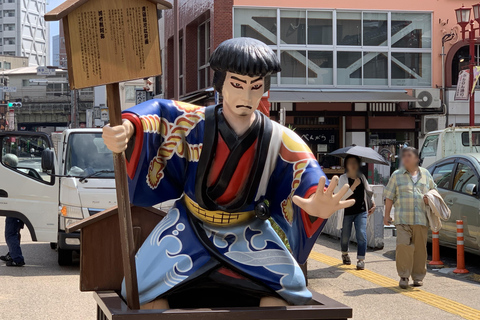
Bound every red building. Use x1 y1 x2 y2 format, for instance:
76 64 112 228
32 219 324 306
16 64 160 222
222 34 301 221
163 1 450 178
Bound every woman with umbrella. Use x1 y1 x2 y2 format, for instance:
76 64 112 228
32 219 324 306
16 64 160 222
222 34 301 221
331 146 387 270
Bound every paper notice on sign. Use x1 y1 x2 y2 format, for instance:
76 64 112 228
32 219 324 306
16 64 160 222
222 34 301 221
65 0 162 89
455 69 470 101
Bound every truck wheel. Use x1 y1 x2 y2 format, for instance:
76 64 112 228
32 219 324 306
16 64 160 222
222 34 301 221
50 242 57 250
58 248 73 266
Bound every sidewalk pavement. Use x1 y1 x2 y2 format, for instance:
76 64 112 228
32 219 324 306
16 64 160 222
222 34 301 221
309 234 480 320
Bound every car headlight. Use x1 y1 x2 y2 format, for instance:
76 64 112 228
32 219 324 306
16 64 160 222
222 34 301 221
60 205 84 218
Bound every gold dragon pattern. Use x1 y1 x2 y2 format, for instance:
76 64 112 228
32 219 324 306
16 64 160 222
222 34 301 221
139 102 205 190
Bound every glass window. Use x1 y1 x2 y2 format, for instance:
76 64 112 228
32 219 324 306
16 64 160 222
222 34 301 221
308 51 333 85
198 20 210 90
280 10 306 44
65 133 114 178
453 163 478 194
461 132 480 146
363 52 388 85
432 163 455 189
234 8 277 45
1 135 52 183
337 51 362 85
363 12 387 46
391 13 431 48
307 11 332 45
420 134 439 158
337 12 361 46
280 50 307 85
391 52 431 86
232 8 432 88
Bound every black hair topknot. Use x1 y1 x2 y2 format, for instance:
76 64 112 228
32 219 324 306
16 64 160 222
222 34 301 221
209 37 281 93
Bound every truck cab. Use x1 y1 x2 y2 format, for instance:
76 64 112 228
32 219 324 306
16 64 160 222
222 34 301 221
420 127 480 168
0 129 117 265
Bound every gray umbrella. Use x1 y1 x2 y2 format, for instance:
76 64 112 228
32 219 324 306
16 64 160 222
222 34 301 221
329 145 389 165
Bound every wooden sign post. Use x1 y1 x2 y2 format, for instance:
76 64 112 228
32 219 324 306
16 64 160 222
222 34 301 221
45 0 172 310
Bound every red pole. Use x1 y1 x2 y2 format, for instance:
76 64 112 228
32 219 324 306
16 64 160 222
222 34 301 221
453 220 469 274
469 20 476 126
428 231 444 267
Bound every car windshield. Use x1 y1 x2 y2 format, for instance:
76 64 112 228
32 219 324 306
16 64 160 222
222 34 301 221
65 132 114 178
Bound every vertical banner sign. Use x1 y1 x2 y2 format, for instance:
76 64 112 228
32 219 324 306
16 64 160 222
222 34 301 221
455 70 470 101
472 66 480 94
65 0 162 89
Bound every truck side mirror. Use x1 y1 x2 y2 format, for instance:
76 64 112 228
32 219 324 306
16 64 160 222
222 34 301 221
465 183 477 196
41 149 55 172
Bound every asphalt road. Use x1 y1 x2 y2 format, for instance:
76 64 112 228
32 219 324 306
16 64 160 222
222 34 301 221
0 217 96 320
1 216 479 320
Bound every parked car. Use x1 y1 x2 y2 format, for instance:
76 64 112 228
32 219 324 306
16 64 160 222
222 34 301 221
427 154 480 254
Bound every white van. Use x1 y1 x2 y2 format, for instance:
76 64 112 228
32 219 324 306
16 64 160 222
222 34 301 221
420 127 480 168
0 129 116 265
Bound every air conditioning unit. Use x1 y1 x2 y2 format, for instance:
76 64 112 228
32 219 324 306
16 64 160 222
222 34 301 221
414 88 441 109
422 115 446 135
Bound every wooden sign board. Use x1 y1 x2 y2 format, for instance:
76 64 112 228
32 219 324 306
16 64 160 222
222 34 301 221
56 0 162 89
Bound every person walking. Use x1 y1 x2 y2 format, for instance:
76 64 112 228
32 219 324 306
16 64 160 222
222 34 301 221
0 154 25 267
335 155 375 270
384 147 436 289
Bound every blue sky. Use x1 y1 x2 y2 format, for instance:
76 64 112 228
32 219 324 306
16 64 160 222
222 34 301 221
47 0 64 64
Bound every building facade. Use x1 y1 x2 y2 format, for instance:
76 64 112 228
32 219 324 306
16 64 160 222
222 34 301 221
52 34 59 67
0 0 48 66
3 66 94 131
162 1 477 178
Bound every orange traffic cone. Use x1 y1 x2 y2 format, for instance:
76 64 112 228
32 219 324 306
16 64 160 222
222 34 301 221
428 231 444 267
453 220 469 274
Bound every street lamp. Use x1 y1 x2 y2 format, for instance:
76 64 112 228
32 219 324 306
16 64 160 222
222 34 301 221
454 4 480 126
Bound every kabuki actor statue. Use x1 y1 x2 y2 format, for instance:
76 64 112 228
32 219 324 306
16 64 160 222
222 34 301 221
103 37 354 308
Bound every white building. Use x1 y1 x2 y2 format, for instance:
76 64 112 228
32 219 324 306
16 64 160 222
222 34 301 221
52 34 59 67
0 0 48 66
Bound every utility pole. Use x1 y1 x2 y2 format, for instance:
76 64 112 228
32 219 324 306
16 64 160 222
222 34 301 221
173 0 179 100
71 89 78 128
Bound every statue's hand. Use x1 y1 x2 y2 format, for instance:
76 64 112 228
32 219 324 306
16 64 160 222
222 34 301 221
102 119 134 153
292 176 355 219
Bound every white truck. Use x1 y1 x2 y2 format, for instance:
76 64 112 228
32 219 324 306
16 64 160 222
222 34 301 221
0 129 117 265
420 126 480 168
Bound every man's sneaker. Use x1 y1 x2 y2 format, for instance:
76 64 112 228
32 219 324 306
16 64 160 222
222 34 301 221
399 277 409 289
6 260 25 267
413 280 423 287
342 253 351 265
356 260 365 270
0 253 12 262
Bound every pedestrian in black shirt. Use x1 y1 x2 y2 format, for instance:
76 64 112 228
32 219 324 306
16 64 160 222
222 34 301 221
334 155 375 270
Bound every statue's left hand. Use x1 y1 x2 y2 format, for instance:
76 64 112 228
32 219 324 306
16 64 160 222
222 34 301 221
292 176 355 219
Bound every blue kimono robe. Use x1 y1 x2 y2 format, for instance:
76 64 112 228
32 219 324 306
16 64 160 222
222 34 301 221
121 99 328 305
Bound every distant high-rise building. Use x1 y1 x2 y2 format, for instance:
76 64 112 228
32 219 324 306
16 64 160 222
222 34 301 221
52 34 60 67
0 0 48 66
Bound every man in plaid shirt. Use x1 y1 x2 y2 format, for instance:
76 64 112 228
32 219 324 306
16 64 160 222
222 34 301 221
384 147 436 289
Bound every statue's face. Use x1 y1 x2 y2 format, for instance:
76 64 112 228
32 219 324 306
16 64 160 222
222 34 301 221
222 72 265 117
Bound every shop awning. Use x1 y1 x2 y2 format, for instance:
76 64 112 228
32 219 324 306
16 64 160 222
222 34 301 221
269 89 419 103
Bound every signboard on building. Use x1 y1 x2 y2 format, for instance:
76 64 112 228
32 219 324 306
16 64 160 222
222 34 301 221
1 86 17 93
455 69 470 101
135 89 154 105
37 66 56 76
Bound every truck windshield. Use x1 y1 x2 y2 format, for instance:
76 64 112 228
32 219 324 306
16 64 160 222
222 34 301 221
65 132 114 178
420 134 439 160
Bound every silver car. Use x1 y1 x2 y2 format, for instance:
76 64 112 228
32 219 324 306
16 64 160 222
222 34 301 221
427 154 480 254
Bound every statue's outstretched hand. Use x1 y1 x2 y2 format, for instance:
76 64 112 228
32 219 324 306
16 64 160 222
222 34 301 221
292 176 355 219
